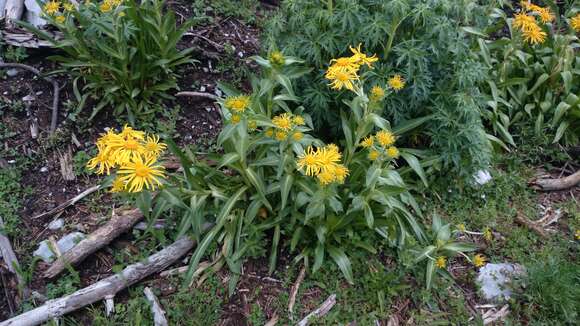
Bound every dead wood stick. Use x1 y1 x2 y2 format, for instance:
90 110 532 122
288 265 306 320
514 213 548 238
297 294 337 326
0 63 60 133
0 236 196 326
175 91 218 101
43 209 143 279
143 287 168 326
530 170 580 191
0 215 26 296
33 185 101 220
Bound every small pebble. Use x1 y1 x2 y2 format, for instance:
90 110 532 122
238 51 244 58
40 166 49 173
48 218 65 230
200 85 206 92
6 69 19 77
205 107 211 112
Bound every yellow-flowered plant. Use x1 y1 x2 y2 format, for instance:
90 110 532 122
86 125 166 193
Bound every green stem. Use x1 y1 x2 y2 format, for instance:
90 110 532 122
327 0 333 14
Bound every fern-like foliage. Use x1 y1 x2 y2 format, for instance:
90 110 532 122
264 0 500 177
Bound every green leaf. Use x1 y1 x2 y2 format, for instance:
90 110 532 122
313 243 324 272
527 73 549 95
400 152 428 187
327 246 354 284
552 121 569 144
245 167 271 210
268 225 280 274
462 26 487 38
414 245 436 263
280 174 293 211
218 153 240 168
393 115 432 135
364 203 374 228
426 259 435 290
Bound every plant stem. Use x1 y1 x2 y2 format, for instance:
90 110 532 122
327 0 333 14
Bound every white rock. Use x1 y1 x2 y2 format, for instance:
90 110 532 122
477 263 525 302
474 170 492 185
200 85 206 92
40 166 48 173
238 51 244 58
6 69 19 77
214 89 222 97
33 232 86 263
47 218 64 230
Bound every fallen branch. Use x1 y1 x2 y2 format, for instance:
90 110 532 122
288 265 306 320
143 287 168 326
0 215 27 302
175 91 218 101
33 185 101 220
297 294 337 326
530 170 580 191
514 213 548 238
0 63 60 133
0 236 196 326
43 208 143 279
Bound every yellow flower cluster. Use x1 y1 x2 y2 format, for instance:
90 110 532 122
571 14 580 33
513 2 552 44
325 44 378 91
43 1 75 23
266 113 305 142
100 0 122 13
268 51 285 66
435 256 447 269
360 130 399 161
297 144 349 185
86 125 166 193
473 254 487 268
387 74 405 92
369 86 385 102
223 95 252 125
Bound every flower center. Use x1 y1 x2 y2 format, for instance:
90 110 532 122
124 139 139 150
135 165 150 177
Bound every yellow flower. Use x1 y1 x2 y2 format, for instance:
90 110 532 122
513 13 538 32
292 115 305 126
272 113 293 131
269 51 285 66
317 170 336 186
275 130 287 141
106 136 144 165
360 136 374 148
231 114 241 124
473 254 487 268
375 130 396 147
535 7 554 24
108 0 122 6
292 131 303 141
318 144 342 172
575 229 580 240
265 128 274 137
55 15 65 23
325 66 359 91
457 224 466 232
87 144 115 175
100 2 112 12
225 95 251 113
483 227 493 241
329 56 360 73
368 150 380 161
570 14 580 32
63 2 74 11
110 177 126 193
386 146 399 158
435 256 447 269
349 44 378 68
333 164 349 183
248 120 257 130
117 156 165 193
388 74 405 92
297 146 322 176
119 11 125 17
44 1 60 15
120 124 145 140
522 24 547 44
369 86 385 101
142 135 166 159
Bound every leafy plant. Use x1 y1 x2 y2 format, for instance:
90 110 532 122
22 0 195 125
264 0 499 177
479 2 580 146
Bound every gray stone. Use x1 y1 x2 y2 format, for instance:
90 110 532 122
33 232 86 263
6 69 19 77
477 263 525 302
47 218 64 230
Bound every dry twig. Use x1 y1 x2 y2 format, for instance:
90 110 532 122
143 287 168 326
288 265 306 320
530 170 580 191
297 294 337 326
175 91 218 101
32 185 100 220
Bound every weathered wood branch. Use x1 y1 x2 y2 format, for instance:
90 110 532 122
297 294 337 326
514 213 548 238
530 170 580 191
0 63 60 133
143 287 168 326
0 215 27 304
175 91 218 101
33 185 101 220
43 208 144 279
0 236 196 326
288 265 305 320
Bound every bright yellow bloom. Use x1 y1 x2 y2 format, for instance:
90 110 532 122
575 229 580 240
292 115 305 126
513 13 538 31
317 144 342 172
96 129 122 147
55 15 65 23
325 67 359 91
360 136 374 148
231 114 241 124
110 177 126 193
571 14 580 32
265 128 274 137
375 130 396 147
44 1 60 14
269 51 285 66
272 113 293 131
107 137 144 165
386 146 399 158
275 130 287 141
225 95 251 113
100 2 112 12
435 256 447 269
328 56 360 73
349 44 378 68
317 170 336 186
248 120 257 130
292 131 303 141
108 0 122 6
370 86 385 101
522 25 547 44
297 146 322 176
368 150 380 161
86 144 115 175
333 164 349 183
142 135 166 159
457 224 466 232
117 156 165 193
483 227 493 241
473 254 487 268
388 74 405 92
120 124 145 140
535 7 554 24
63 2 74 11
